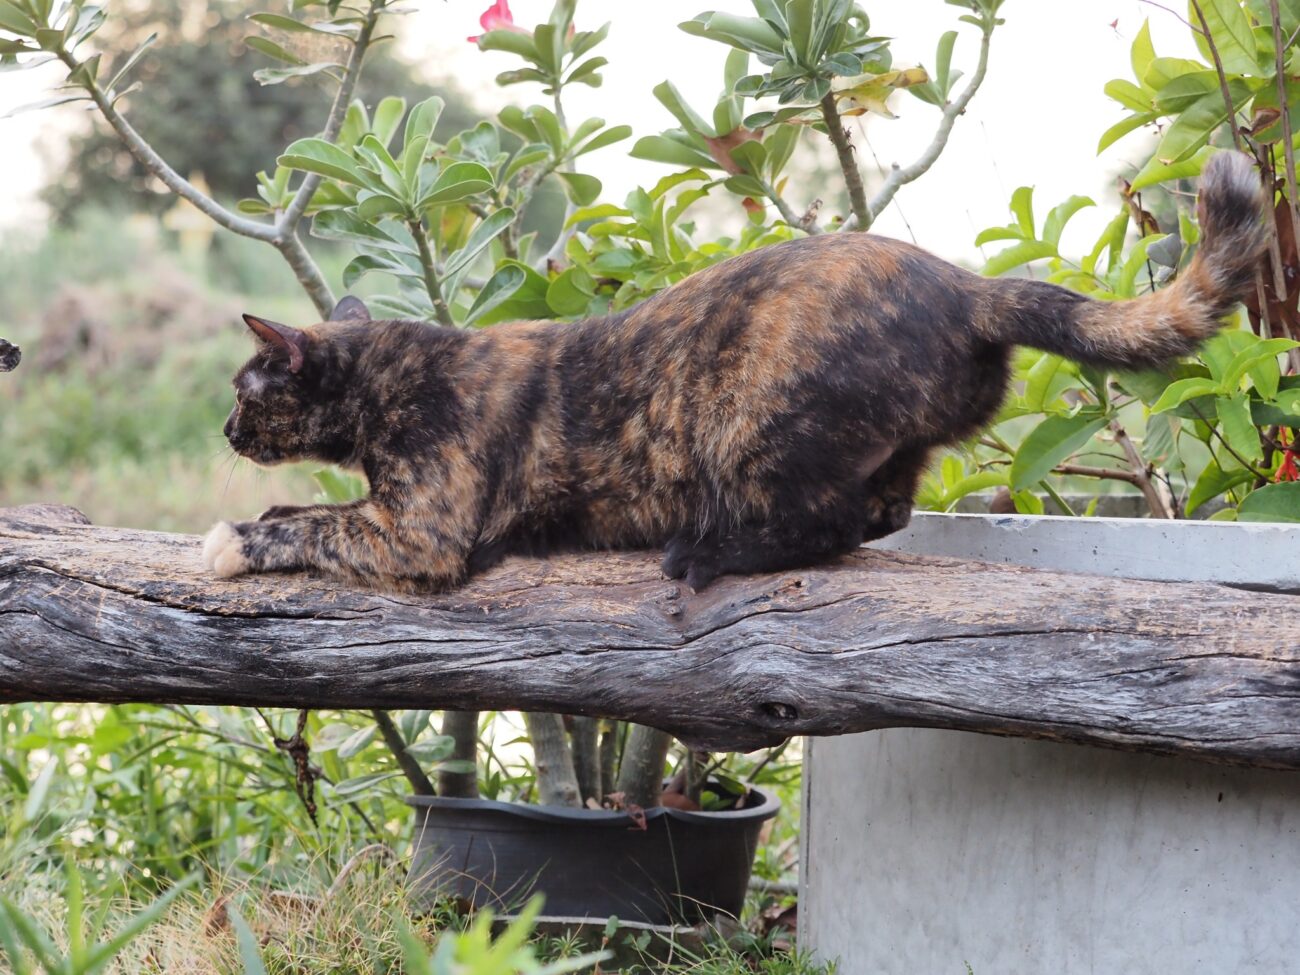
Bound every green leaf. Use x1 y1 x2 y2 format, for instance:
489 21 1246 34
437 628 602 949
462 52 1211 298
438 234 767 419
0 1 38 35
678 12 785 55
465 264 527 326
1216 392 1262 461
476 27 538 58
1222 337 1300 390
1191 0 1259 75
312 210 414 253
371 95 406 149
974 225 1023 247
1151 376 1222 412
278 137 366 186
1098 111 1160 153
253 62 338 85
1237 482 1300 522
403 95 445 153
574 123 632 157
981 240 1057 277
1130 144 1217 191
1152 87 1249 165
546 266 597 316
1131 19 1156 81
105 31 156 92
418 161 494 209
1010 413 1110 489
443 207 516 279
629 134 715 169
652 79 716 138
1042 196 1095 248
226 903 268 975
21 759 55 824
556 171 602 206
1104 78 1151 113
244 35 306 65
1188 462 1254 515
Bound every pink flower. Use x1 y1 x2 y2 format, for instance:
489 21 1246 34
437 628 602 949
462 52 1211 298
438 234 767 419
468 0 528 43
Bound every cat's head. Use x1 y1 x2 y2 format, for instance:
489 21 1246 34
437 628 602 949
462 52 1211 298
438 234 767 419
223 296 372 467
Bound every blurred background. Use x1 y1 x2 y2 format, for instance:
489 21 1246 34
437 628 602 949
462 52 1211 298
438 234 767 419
0 0 1194 531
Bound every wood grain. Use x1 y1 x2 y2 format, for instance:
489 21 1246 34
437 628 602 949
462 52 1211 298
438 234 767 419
2 504 1298 766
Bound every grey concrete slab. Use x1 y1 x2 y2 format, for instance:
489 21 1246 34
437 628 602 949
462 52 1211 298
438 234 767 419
802 731 1300 975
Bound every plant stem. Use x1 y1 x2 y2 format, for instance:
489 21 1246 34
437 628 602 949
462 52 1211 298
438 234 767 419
615 725 673 810
523 713 582 807
409 219 456 327
818 90 870 230
569 716 602 803
438 711 480 798
598 721 618 797
370 710 434 796
1109 419 1175 518
864 19 995 228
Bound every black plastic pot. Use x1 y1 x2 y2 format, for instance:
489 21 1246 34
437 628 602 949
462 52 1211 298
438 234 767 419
406 788 779 925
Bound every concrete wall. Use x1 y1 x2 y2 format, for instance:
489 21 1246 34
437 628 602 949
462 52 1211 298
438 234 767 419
803 514 1300 974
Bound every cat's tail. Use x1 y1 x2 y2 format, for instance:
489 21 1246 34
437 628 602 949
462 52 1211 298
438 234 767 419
976 151 1269 368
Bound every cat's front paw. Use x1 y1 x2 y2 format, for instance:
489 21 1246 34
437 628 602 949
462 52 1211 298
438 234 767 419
202 521 251 578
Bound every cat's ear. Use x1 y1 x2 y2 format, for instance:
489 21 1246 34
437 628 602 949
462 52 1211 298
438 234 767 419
242 314 308 373
329 296 372 322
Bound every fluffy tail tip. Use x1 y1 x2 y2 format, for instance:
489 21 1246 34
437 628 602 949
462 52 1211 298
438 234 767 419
1197 150 1269 259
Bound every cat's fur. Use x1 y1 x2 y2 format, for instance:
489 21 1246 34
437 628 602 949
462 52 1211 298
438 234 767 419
204 152 1268 591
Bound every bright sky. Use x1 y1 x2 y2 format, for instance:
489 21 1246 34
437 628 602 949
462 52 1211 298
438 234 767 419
0 1 1200 264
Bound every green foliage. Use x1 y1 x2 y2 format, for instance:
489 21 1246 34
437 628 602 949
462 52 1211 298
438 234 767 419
954 2 1300 522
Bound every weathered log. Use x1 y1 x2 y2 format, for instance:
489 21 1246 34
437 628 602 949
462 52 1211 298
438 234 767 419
0 339 20 372
2 504 1299 767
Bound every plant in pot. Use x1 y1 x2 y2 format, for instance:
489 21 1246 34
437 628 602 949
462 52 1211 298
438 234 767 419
2 0 1004 925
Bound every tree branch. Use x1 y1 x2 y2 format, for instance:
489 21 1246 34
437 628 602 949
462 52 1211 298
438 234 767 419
371 709 435 796
865 21 994 227
59 48 277 242
819 90 870 229
1108 419 1175 518
279 4 380 233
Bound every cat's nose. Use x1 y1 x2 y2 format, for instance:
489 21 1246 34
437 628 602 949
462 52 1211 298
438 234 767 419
223 408 238 441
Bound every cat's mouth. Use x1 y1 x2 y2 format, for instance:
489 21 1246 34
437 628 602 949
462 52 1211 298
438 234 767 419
229 440 287 467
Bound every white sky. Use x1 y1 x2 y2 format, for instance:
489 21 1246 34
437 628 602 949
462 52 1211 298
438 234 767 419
0 1 1200 264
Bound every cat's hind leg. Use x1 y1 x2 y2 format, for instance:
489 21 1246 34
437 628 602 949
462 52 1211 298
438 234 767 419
860 445 932 543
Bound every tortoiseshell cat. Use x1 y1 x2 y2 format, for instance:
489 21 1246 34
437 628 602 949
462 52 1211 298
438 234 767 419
204 152 1267 591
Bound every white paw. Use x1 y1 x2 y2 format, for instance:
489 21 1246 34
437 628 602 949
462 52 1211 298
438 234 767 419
202 522 250 578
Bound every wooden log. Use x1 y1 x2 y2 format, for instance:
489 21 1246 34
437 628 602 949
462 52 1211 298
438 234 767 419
0 338 20 372
2 504 1299 767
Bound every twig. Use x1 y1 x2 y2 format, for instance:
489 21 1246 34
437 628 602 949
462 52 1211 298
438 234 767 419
371 709 435 796
409 219 456 327
1138 0 1204 33
1270 2 1300 330
1108 419 1175 518
864 19 994 228
321 843 396 906
1052 463 1146 486
819 90 870 229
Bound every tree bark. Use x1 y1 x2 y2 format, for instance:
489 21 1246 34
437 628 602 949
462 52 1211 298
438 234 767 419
3 505 1300 769
616 725 673 809
569 716 602 803
523 712 582 807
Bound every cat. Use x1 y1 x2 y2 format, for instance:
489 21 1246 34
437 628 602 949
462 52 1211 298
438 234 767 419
204 151 1267 592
